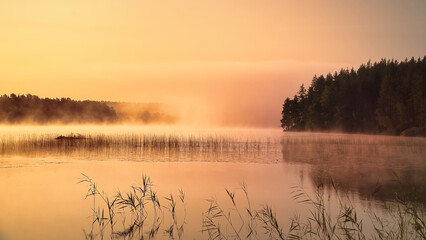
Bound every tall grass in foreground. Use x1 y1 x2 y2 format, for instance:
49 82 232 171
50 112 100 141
80 174 426 240
79 173 186 240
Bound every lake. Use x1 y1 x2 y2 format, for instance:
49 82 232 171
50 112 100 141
0 126 425 240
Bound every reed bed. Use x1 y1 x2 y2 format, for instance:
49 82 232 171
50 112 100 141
81 174 426 240
0 133 281 162
79 174 187 240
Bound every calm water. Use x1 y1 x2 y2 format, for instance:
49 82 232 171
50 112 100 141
0 126 425 240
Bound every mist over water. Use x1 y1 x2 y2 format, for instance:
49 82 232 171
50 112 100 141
0 125 425 239
1 0 425 239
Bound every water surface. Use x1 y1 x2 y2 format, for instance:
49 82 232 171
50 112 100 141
0 126 424 240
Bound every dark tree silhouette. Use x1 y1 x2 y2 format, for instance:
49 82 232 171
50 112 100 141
0 94 118 124
0 94 177 125
281 57 426 135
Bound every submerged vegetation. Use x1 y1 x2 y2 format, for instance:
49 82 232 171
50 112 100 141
281 57 426 135
80 174 426 240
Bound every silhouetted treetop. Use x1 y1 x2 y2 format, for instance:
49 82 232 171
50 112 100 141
281 57 426 135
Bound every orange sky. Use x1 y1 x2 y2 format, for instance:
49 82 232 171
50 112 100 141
1 0 425 126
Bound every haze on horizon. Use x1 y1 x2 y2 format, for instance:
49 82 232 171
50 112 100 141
1 0 425 127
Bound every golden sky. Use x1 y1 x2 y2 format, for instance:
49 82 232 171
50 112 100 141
1 0 425 126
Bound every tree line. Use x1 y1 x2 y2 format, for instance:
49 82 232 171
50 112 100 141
0 94 118 124
0 94 177 124
281 57 425 135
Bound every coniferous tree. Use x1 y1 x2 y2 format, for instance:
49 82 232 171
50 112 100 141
281 57 426 135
